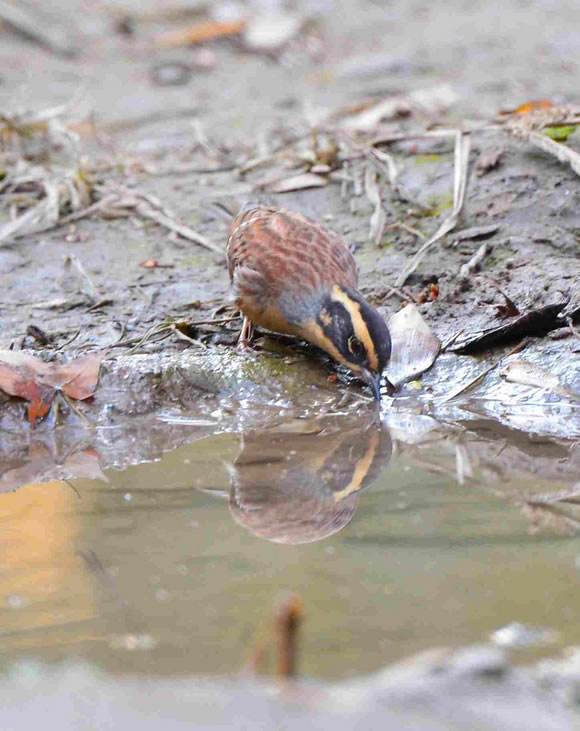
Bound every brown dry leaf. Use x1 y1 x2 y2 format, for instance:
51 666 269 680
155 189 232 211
0 350 106 424
55 353 106 400
0 352 54 423
156 20 245 49
495 292 520 318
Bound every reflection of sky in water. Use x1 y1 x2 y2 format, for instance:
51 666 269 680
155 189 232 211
0 481 97 650
0 417 579 678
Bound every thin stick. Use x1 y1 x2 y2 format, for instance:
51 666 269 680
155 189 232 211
56 327 81 351
126 323 171 353
509 129 580 177
458 242 493 278
188 316 241 326
169 323 208 350
375 285 417 304
275 594 302 678
61 392 93 427
388 221 426 240
395 130 471 287
134 197 224 258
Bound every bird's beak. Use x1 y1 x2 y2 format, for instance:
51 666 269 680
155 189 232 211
363 370 393 402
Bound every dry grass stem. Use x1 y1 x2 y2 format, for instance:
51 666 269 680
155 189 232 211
521 130 580 177
364 163 386 245
395 130 471 287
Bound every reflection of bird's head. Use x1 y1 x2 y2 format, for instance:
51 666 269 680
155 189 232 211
229 421 392 545
303 285 394 401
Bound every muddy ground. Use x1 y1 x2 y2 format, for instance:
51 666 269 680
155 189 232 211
0 1 578 468
1 0 580 726
1 0 579 428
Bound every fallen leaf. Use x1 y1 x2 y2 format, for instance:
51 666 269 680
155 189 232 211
385 304 441 387
340 84 458 132
500 360 579 401
417 283 439 304
0 352 54 422
495 291 520 319
156 20 245 49
55 353 106 400
448 301 567 353
59 254 98 298
475 147 505 177
260 172 328 193
0 350 106 424
514 100 553 115
543 125 579 142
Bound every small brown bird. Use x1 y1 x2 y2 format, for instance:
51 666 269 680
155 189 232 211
227 204 393 400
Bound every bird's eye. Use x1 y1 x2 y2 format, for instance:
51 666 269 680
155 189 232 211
348 336 364 358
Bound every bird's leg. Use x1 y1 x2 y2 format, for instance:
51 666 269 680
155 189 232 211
237 316 255 350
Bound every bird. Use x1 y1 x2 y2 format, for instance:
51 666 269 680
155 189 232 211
226 203 394 401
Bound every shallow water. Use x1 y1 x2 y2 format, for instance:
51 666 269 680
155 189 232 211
0 411 579 680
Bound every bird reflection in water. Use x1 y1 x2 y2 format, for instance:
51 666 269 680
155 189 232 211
230 417 392 544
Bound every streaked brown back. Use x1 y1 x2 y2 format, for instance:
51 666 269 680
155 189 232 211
227 206 358 298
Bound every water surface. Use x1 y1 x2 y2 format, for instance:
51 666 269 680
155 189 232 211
1 413 579 679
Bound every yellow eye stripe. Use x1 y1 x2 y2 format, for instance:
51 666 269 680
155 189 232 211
330 285 379 372
301 320 357 370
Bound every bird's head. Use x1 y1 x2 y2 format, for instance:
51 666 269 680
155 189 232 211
306 284 394 401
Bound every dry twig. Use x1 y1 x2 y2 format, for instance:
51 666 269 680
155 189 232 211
458 242 493 278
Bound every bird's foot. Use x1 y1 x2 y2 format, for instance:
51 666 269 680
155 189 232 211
236 317 256 351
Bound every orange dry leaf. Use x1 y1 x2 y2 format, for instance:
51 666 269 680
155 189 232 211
0 351 106 425
156 20 245 49
513 100 553 115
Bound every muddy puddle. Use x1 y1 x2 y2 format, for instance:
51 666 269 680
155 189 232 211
1 403 579 680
